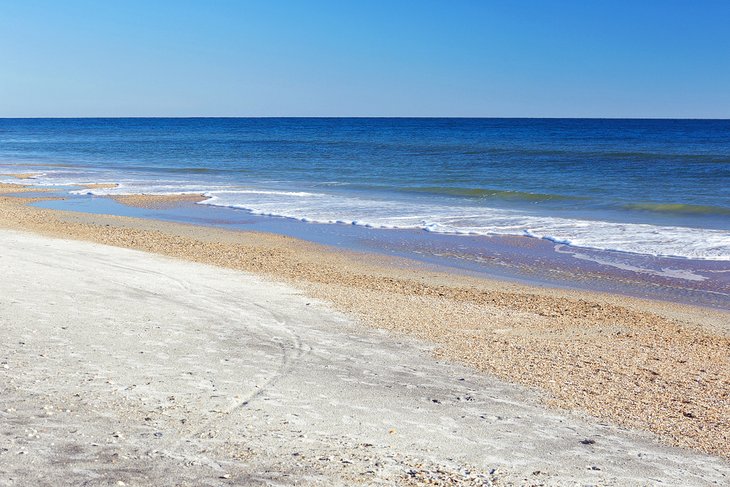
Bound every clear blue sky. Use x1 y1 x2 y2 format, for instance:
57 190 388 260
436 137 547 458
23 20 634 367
1 0 729 118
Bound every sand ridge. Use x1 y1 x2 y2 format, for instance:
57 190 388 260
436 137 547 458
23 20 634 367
81 183 120 190
111 193 210 209
0 183 728 460
0 173 40 180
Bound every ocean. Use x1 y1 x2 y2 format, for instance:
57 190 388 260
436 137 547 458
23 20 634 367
1 117 729 261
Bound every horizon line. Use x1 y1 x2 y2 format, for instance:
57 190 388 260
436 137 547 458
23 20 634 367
1 116 729 121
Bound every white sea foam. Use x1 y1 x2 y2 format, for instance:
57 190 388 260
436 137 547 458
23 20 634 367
199 190 730 261
8 171 730 261
553 245 709 281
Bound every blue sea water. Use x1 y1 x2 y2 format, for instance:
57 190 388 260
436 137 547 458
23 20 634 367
1 118 729 260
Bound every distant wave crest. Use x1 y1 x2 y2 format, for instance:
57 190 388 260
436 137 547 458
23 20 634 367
399 186 580 201
624 202 730 216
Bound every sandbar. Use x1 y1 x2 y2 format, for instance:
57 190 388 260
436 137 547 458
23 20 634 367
112 193 210 209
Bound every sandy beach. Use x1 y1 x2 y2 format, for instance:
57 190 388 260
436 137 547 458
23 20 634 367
1 184 729 485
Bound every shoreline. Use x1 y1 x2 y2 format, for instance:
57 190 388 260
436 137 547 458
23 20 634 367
1 183 729 460
30 184 730 310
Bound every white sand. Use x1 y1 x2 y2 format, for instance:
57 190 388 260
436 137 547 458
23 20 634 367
0 229 727 486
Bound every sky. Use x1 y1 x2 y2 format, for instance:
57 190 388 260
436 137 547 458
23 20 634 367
1 0 729 118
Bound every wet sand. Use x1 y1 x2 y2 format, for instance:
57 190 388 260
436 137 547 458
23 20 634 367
0 183 728 463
